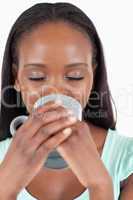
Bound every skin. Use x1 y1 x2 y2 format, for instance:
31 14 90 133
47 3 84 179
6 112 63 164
13 21 96 113
12 21 114 200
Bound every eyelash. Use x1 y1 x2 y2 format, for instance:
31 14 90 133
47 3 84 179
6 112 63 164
28 77 46 81
28 77 84 81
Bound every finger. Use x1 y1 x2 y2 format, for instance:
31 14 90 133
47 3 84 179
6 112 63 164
29 115 77 150
21 100 62 130
33 99 63 113
29 105 74 135
34 127 72 162
16 104 73 139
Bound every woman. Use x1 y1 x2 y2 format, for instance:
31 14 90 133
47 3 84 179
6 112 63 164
0 2 133 200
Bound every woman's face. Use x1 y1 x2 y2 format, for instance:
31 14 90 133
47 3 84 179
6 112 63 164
13 21 96 113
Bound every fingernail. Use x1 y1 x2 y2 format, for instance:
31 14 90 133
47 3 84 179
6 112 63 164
63 128 72 136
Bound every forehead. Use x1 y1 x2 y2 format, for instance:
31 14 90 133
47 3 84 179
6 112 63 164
18 21 93 65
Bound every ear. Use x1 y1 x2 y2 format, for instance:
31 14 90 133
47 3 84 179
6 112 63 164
12 64 20 92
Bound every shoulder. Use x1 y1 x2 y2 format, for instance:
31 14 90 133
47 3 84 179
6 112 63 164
111 130 133 182
103 129 133 189
106 128 133 153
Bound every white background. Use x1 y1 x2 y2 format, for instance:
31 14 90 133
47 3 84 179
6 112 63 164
0 0 133 137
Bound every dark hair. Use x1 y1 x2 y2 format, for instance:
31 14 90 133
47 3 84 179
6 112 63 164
0 2 117 141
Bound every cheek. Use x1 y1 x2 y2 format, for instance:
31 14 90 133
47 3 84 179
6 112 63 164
20 88 40 113
20 81 60 113
17 71 41 110
18 78 41 112
81 72 93 108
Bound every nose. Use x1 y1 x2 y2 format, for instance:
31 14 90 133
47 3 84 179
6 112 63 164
40 78 70 97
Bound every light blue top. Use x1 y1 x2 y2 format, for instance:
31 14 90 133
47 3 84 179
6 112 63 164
0 128 133 200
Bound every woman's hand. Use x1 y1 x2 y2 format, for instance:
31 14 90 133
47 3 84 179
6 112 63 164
0 101 77 198
56 117 112 189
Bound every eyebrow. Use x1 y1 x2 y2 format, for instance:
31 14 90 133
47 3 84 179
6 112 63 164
24 62 89 68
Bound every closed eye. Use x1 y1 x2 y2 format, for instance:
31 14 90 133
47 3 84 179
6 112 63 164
28 77 46 81
65 77 84 81
28 77 84 81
